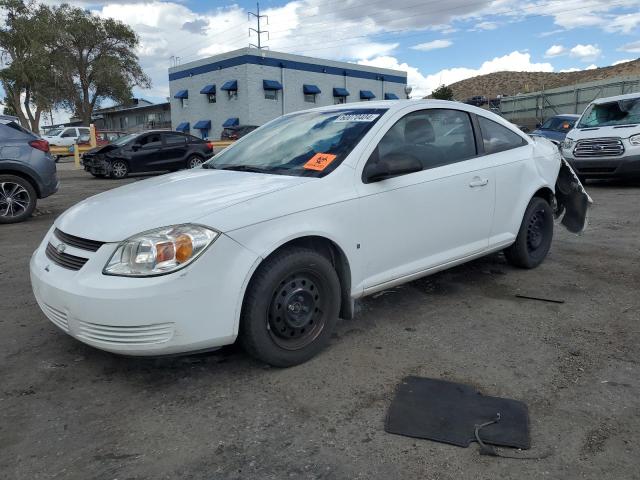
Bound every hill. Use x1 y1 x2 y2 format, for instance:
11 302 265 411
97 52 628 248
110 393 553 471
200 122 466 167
433 58 640 100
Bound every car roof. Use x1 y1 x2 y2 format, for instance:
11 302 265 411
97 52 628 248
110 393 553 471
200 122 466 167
551 114 580 119
590 92 640 104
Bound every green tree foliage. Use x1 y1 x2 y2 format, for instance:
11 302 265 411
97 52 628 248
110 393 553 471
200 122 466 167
431 84 454 101
2 96 18 117
52 4 150 125
0 1 150 131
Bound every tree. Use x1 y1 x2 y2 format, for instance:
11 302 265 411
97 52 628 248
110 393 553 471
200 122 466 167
0 0 60 133
53 5 150 125
2 96 18 117
431 84 454 101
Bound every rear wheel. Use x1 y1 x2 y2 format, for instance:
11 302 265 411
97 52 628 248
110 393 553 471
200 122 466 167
110 160 129 179
187 155 204 169
0 174 37 224
240 247 341 367
504 196 554 269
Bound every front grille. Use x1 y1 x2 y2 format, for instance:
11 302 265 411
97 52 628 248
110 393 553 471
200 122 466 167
573 138 624 158
45 242 89 271
54 228 105 252
77 321 174 346
40 302 69 332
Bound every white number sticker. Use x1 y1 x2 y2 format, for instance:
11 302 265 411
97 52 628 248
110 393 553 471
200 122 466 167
335 113 380 123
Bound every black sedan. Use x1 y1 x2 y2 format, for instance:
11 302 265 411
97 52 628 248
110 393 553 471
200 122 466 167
82 131 214 179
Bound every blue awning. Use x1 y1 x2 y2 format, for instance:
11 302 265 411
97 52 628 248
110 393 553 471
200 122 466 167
221 80 238 91
333 87 350 97
303 84 321 94
176 122 189 132
263 80 283 90
193 120 211 130
384 93 399 100
360 90 376 100
222 117 239 128
174 90 188 99
200 84 216 94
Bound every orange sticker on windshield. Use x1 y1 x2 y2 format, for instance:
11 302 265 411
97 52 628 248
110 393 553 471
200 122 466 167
303 153 337 171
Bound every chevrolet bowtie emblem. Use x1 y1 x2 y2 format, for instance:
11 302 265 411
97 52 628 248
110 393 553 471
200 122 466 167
56 243 66 254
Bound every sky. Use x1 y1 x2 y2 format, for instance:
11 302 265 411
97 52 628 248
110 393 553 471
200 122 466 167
11 0 640 122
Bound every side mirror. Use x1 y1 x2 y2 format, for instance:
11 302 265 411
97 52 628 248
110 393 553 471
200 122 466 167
363 154 423 184
535 123 542 128
131 143 141 151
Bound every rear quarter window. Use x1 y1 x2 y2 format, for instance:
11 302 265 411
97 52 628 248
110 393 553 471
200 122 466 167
478 116 528 154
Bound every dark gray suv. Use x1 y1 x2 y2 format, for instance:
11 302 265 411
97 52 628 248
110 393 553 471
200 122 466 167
0 118 58 223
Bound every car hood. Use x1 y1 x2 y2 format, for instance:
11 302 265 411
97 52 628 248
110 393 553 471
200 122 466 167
56 169 314 242
566 125 640 141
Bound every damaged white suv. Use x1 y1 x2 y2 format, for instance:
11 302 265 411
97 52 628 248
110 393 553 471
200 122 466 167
30 101 590 367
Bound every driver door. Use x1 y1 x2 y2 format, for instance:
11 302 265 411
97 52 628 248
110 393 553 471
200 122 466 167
356 108 495 291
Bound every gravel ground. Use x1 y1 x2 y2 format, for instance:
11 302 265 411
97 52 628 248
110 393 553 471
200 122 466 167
1 161 639 480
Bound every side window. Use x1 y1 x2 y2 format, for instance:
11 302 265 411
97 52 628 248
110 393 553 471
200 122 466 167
366 109 477 176
478 116 528 154
139 133 162 147
79 128 90 136
61 128 76 138
163 133 186 145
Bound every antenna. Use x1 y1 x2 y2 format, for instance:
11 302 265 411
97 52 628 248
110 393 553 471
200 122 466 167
248 2 269 50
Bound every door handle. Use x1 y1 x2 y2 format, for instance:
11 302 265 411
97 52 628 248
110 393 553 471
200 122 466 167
469 177 489 188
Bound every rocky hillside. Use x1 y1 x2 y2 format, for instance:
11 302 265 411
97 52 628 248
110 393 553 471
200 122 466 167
434 58 640 100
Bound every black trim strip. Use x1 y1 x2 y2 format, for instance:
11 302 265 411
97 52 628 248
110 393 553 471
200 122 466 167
45 243 88 271
54 228 105 252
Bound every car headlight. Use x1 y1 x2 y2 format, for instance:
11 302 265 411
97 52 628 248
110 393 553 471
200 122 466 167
561 138 574 150
103 224 218 277
630 134 640 146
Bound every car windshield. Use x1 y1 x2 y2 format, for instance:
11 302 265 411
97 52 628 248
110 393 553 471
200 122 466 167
540 117 576 131
110 133 138 146
207 108 387 177
577 99 640 128
46 128 63 136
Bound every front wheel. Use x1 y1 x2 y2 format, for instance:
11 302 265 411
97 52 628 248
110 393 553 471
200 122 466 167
504 196 554 269
110 160 129 179
240 247 341 367
0 174 37 224
187 155 204 169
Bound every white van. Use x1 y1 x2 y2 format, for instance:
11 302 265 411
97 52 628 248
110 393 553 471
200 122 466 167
42 126 91 148
561 92 640 179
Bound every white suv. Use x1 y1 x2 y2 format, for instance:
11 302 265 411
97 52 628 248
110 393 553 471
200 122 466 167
562 92 640 179
43 126 91 147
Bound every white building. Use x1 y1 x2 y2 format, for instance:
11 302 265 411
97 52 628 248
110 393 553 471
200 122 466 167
168 48 408 139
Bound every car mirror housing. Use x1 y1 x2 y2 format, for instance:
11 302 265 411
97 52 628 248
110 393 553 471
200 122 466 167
363 154 423 183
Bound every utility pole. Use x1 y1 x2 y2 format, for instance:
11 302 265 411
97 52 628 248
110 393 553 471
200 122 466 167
248 2 269 50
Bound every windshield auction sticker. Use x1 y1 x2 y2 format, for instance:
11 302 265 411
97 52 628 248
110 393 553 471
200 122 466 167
303 153 337 171
335 113 380 122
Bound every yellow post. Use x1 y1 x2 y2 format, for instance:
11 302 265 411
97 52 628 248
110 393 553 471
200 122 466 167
73 143 80 169
89 123 97 148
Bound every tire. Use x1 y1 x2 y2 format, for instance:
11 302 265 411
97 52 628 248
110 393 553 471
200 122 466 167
240 247 341 367
0 174 37 224
186 155 204 169
110 160 129 179
91 173 106 178
504 196 554 269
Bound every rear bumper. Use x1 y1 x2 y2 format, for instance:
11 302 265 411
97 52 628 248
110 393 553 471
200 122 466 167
564 153 640 178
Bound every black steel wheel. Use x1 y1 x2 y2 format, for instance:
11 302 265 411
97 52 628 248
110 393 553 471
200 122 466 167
110 160 129 179
240 247 341 367
0 174 37 224
504 196 554 269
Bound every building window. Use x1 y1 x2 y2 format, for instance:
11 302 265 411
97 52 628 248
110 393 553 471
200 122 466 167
181 98 188 108
265 90 278 100
334 96 347 105
228 91 237 100
208 93 216 103
304 93 316 103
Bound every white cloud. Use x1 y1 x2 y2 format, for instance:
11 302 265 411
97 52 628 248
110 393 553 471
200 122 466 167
545 45 566 57
411 39 453 51
618 40 640 54
584 64 598 70
471 21 498 31
613 58 634 65
569 44 601 62
359 51 554 98
604 12 640 34
559 67 581 73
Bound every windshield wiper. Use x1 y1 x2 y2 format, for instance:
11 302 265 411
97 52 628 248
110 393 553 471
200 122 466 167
219 164 275 174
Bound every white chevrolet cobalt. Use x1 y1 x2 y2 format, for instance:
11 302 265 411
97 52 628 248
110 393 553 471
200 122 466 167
30 101 590 367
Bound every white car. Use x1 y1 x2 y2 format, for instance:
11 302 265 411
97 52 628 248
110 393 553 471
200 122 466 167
561 92 640 179
30 100 590 367
42 126 91 147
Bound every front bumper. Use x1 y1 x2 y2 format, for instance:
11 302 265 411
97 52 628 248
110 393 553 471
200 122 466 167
563 153 640 178
30 227 259 356
82 156 109 175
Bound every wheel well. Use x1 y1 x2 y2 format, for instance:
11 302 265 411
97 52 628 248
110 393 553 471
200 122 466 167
533 186 554 207
0 169 40 197
261 236 354 320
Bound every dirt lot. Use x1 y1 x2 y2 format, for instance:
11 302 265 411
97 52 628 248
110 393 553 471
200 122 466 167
1 161 639 480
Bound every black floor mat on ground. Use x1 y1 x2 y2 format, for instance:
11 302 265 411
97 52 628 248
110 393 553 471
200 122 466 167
385 376 530 449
